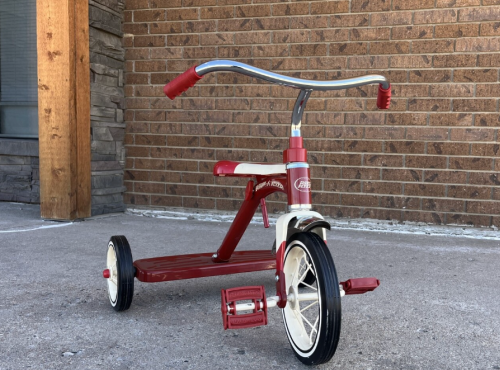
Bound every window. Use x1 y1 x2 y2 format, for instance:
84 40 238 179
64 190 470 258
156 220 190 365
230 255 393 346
0 0 38 138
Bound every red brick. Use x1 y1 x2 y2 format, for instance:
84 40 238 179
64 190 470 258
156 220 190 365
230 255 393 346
364 182 402 195
134 9 165 22
167 8 199 21
393 0 434 10
391 55 432 68
351 0 390 12
481 21 500 36
183 197 215 209
429 85 474 98
200 33 234 45
449 157 493 171
343 167 381 180
331 14 369 27
218 46 252 58
414 9 457 24
405 183 446 197
290 16 329 29
371 11 412 26
452 99 497 112
234 32 271 45
407 155 447 169
342 194 379 207
273 3 309 16
436 0 480 6
324 180 361 193
450 128 495 141
344 140 383 153
350 28 390 41
364 154 403 167
410 70 451 83
423 170 467 184
392 25 433 39
445 213 491 226
254 44 289 57
150 22 183 34
275 30 311 44
427 142 469 156
365 127 405 140
469 172 500 186
135 158 165 170
406 127 449 140
310 1 349 14
125 0 149 10
429 113 473 126
200 7 234 19
134 35 165 47
466 201 499 214
476 83 500 96
348 56 389 69
167 34 199 46
218 19 252 32
456 38 500 52
408 99 451 112
183 0 216 6
433 54 477 68
149 0 182 7
476 114 500 126
125 193 150 206
471 143 500 157
290 44 327 57
184 20 217 33
123 22 149 35
448 185 493 200
435 23 479 38
412 40 454 54
253 18 289 30
459 7 500 22
370 41 410 54
236 5 271 18
423 198 464 213
363 208 404 221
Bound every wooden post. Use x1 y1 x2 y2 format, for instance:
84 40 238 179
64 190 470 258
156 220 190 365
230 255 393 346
36 0 91 220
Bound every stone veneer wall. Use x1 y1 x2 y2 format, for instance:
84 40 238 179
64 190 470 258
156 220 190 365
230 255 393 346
0 140 39 203
89 0 126 215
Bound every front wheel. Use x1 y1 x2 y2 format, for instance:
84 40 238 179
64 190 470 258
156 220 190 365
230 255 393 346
282 232 341 365
106 235 134 311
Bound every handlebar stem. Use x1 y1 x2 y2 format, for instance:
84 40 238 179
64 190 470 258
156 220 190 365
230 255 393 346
291 90 312 138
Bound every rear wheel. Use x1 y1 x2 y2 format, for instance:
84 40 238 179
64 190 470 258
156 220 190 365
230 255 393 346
282 232 341 365
106 235 134 311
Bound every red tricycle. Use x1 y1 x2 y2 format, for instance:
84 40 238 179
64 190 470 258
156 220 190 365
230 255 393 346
103 60 391 365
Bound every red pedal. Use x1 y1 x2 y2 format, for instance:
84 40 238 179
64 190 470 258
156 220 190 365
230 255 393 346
341 278 380 295
221 286 267 330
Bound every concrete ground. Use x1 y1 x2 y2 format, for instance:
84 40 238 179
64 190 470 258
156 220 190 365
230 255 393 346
0 202 499 370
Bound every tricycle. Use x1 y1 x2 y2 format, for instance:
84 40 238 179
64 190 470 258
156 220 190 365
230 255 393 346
103 60 391 365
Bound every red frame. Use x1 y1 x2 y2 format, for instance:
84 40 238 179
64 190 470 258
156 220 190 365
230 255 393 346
133 135 311 302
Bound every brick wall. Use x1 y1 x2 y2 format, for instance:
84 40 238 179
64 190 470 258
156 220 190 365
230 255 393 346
122 0 500 228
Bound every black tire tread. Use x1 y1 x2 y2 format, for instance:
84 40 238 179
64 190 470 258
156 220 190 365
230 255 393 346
109 235 135 312
283 232 341 365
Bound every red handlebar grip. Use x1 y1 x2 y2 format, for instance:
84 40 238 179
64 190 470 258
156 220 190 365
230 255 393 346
163 65 203 100
376 83 391 109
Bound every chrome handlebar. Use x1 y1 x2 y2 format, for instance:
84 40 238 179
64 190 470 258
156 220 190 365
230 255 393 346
163 60 391 137
195 60 390 91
